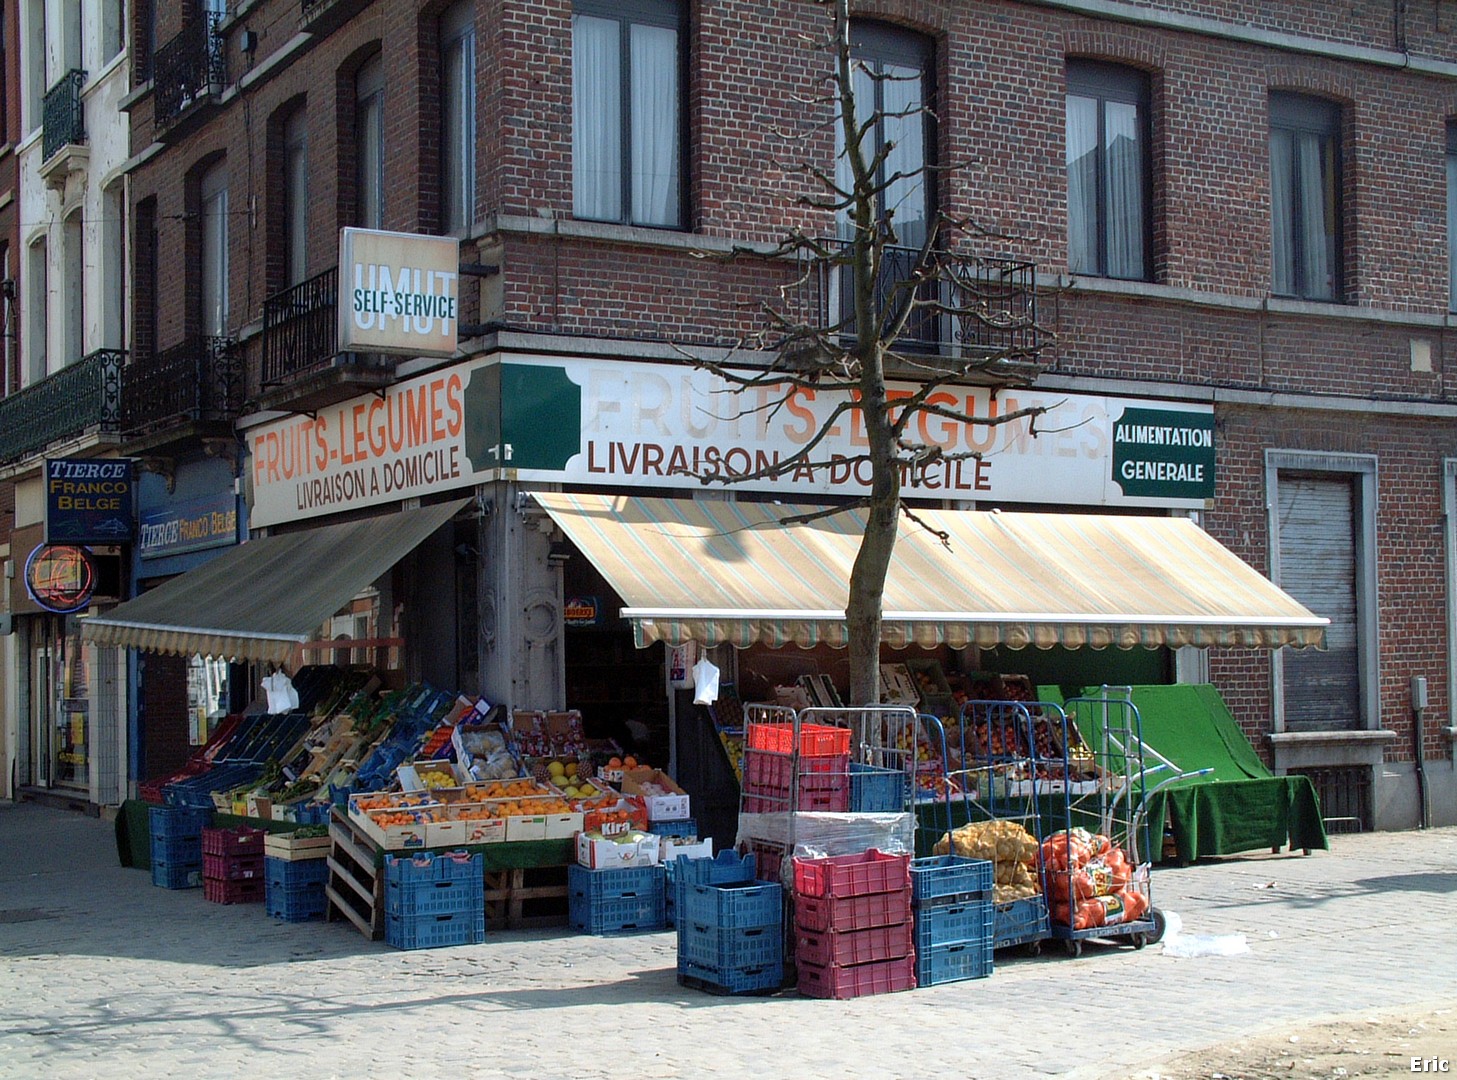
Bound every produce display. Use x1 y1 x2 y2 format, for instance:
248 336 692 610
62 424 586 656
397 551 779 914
933 820 1041 903
1040 828 1149 930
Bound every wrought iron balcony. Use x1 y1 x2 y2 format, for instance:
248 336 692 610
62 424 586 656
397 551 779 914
0 349 123 465
154 12 226 133
792 239 1042 364
261 267 393 412
41 69 87 162
121 336 242 445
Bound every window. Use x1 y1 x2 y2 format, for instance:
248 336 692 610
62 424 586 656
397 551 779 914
355 53 385 229
24 0 44 132
62 211 83 361
283 108 309 285
25 237 46 383
440 4 476 236
102 181 126 349
200 164 229 337
62 0 81 72
572 0 684 228
102 0 125 64
1270 93 1342 301
1066 61 1150 281
1447 122 1456 312
135 198 158 361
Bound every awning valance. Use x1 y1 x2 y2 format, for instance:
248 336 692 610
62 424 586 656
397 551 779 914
81 499 470 664
532 493 1328 651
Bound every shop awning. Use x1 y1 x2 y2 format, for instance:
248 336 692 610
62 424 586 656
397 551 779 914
81 499 470 665
533 492 1328 651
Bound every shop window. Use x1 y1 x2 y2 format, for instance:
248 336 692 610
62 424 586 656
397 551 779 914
1066 60 1151 281
1269 92 1342 301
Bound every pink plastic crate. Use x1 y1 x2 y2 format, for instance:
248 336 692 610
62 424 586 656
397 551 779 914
794 850 911 899
201 826 265 857
795 923 914 967
794 890 912 933
744 749 848 793
743 788 849 814
745 722 850 757
797 954 917 999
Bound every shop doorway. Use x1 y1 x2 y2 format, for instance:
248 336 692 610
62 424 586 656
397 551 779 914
27 617 90 792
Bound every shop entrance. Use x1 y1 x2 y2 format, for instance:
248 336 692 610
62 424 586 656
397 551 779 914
27 616 90 792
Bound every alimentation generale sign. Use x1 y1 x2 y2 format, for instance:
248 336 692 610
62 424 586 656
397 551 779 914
245 353 1216 527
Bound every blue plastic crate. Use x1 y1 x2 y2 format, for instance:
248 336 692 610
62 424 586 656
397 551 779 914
151 859 203 890
568 863 665 904
648 818 698 838
385 852 484 917
150 832 203 867
909 856 993 907
914 899 993 952
679 880 782 931
266 880 328 922
678 920 783 970
148 804 214 840
385 909 486 950
385 849 482 885
916 938 993 985
677 956 784 995
994 896 1050 949
850 762 910 813
666 890 677 928
569 888 665 934
264 856 329 889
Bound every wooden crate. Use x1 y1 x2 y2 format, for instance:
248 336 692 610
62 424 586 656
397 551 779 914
485 865 569 930
264 832 332 861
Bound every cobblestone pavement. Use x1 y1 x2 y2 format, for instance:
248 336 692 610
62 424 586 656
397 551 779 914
1 802 1454 1080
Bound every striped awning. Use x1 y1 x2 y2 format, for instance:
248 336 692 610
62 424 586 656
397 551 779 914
81 499 470 665
533 492 1328 651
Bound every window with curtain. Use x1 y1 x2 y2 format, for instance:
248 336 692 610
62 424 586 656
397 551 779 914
1270 93 1342 302
440 4 476 236
283 108 309 286
1066 61 1150 281
572 0 684 228
355 53 385 229
102 181 126 350
199 163 229 337
1448 122 1456 313
102 0 125 63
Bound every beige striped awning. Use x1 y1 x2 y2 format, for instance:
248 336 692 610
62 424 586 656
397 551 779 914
533 492 1327 651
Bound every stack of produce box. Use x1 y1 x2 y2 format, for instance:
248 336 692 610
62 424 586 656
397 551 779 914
793 850 916 999
263 829 332 922
149 805 214 890
741 722 850 817
567 862 665 935
676 853 783 995
909 855 995 985
383 850 485 950
201 826 266 904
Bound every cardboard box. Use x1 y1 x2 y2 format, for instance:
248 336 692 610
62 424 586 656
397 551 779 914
576 831 661 870
423 820 468 848
458 817 506 844
581 796 649 836
506 815 547 842
658 836 713 862
357 812 430 850
620 768 690 821
543 812 585 840
397 761 472 792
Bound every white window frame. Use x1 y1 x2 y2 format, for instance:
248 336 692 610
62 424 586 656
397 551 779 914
355 53 385 230
23 0 45 134
62 209 83 362
282 108 309 286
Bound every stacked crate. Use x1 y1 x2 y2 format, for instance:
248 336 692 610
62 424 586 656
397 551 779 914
201 826 267 904
568 863 665 935
741 722 850 816
793 850 916 999
383 850 486 950
149 805 213 889
263 831 332 922
910 855 995 985
676 856 782 995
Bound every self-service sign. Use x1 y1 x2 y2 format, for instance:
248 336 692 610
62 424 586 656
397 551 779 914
338 227 459 358
44 458 135 545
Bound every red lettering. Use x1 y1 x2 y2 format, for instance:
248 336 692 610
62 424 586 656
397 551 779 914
406 387 429 445
446 373 464 436
430 378 446 441
351 404 368 461
367 398 387 458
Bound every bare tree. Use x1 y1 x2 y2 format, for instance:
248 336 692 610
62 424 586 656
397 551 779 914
690 0 1050 707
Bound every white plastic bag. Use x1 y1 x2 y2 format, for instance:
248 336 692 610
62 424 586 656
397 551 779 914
261 670 299 714
691 657 720 705
1160 910 1250 958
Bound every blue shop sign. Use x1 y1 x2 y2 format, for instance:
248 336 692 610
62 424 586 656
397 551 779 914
44 458 135 545
139 492 239 560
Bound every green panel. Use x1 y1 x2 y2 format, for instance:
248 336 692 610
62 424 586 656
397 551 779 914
978 644 1168 701
1111 406 1216 500
501 363 582 471
462 362 502 473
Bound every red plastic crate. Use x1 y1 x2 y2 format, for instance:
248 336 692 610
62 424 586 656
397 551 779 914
744 749 848 793
797 954 917 999
743 788 849 814
202 826 266 857
203 877 266 904
203 852 265 881
794 850 911 899
745 722 850 757
795 922 914 967
795 890 911 933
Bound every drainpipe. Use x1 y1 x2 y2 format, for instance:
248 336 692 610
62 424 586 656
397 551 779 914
1412 675 1429 829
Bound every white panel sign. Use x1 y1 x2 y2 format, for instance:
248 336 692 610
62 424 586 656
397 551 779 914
337 227 459 357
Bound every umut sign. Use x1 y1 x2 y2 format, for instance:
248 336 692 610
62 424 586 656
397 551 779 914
338 228 459 357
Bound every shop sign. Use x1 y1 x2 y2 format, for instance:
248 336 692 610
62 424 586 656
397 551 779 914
1111 407 1216 501
564 596 602 627
24 544 96 614
337 227 459 358
44 458 135 545
245 352 1216 526
138 492 239 560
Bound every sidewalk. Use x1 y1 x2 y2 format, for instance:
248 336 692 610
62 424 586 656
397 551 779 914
2 801 1454 1080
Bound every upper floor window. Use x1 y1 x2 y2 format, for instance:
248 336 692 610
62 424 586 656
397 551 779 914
283 108 309 286
24 0 45 131
1447 122 1456 313
62 210 83 361
199 163 229 336
25 237 46 383
102 0 125 64
440 3 476 236
572 0 684 228
1066 61 1150 281
1270 92 1342 301
355 53 385 229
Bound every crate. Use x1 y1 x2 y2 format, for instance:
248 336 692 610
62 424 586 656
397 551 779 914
648 818 698 838
203 852 265 882
916 938 993 985
742 788 849 814
384 851 485 916
797 954 916 999
568 863 664 905
744 749 848 792
914 899 993 953
150 832 203 867
849 762 910 813
680 880 782 931
745 722 850 757
678 921 782 970
568 889 665 935
793 850 911 900
201 826 266 857
674 850 755 889
148 804 213 841
794 890 911 934
909 856 994 907
677 957 784 996
265 855 329 890
994 896 1050 950
266 879 329 922
795 922 914 968
151 859 203 890
263 832 332 862
385 908 487 950
203 877 266 904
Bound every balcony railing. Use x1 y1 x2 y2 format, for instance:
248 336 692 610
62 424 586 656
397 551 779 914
42 69 87 161
795 240 1042 361
154 11 226 132
262 267 340 385
0 349 123 465
121 336 241 439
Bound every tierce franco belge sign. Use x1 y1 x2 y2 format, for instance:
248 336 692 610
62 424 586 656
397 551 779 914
44 458 135 545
